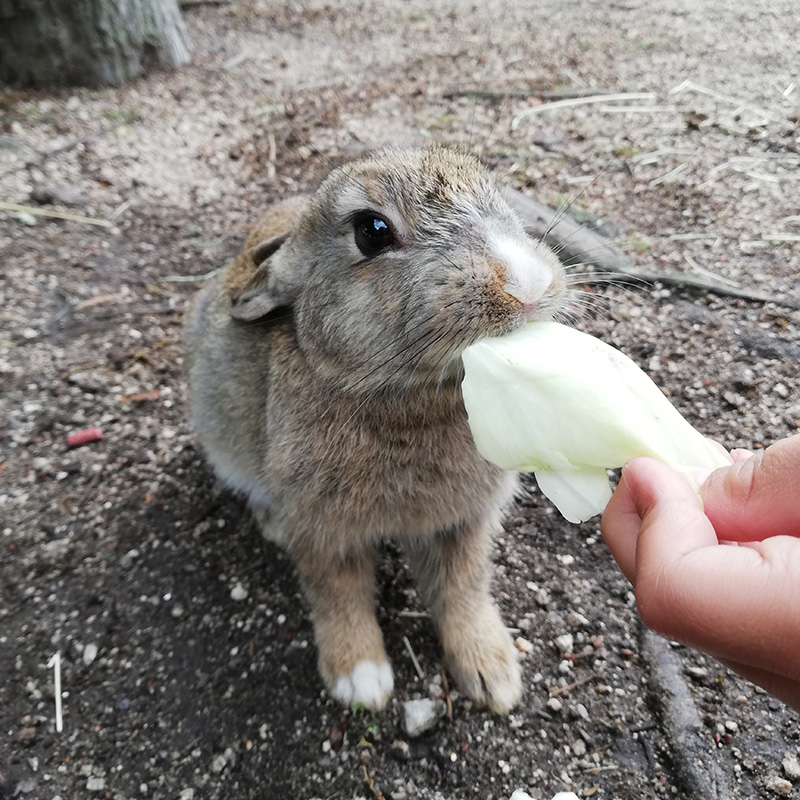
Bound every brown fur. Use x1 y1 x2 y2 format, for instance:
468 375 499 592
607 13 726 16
184 146 567 712
223 195 308 298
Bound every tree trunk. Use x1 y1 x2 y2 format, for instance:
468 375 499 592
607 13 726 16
0 0 192 88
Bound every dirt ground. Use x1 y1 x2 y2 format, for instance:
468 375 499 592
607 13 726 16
2 1 799 798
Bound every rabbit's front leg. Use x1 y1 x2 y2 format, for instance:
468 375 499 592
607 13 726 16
293 544 393 710
406 519 522 714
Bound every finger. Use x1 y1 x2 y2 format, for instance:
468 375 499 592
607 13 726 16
719 658 800 713
602 457 715 583
729 448 755 464
626 457 718 557
601 468 643 583
634 534 800 682
701 434 800 541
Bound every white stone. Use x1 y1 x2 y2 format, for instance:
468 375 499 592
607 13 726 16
783 753 800 780
766 775 792 796
403 698 445 737
555 634 574 653
515 636 533 653
230 583 248 601
566 611 589 628
83 643 98 666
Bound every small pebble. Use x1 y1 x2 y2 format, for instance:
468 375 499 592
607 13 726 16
403 698 445 738
555 633 574 653
515 636 533 653
211 753 227 773
86 777 106 792
546 697 563 713
571 739 587 757
783 753 800 780
83 643 98 666
685 666 709 681
230 583 248 601
566 611 589 628
765 775 793 796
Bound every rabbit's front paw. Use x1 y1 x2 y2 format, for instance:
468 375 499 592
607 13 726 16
444 616 522 714
329 659 394 710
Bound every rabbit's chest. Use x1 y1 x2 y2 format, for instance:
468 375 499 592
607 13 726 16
269 394 515 538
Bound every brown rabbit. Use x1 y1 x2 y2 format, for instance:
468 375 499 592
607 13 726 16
184 146 567 712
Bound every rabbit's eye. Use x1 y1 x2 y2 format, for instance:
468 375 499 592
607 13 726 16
354 214 394 256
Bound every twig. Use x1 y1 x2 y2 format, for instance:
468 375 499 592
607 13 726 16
648 163 688 186
76 291 132 309
549 674 597 697
443 87 618 101
156 268 220 284
362 766 386 800
669 78 782 124
110 199 132 221
441 670 453 721
683 254 740 288
0 201 112 227
47 653 63 732
403 636 425 680
511 92 657 129
762 234 800 242
267 131 277 181
500 186 800 309
222 51 250 71
641 629 734 798
598 104 676 114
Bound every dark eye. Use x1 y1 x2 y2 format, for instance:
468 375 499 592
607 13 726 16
354 214 395 256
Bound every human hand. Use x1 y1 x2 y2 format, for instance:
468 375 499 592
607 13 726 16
601 434 800 709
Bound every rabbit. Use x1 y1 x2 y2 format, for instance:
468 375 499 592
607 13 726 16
183 146 568 713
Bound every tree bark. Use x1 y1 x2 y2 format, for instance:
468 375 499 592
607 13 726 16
0 0 191 88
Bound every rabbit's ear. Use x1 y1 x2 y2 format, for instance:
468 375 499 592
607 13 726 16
230 231 295 322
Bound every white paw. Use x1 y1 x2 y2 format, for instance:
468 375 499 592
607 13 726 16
330 660 394 710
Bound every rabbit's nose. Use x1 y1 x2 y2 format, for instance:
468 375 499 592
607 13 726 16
490 234 553 306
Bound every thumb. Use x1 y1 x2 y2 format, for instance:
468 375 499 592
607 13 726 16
700 434 800 542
